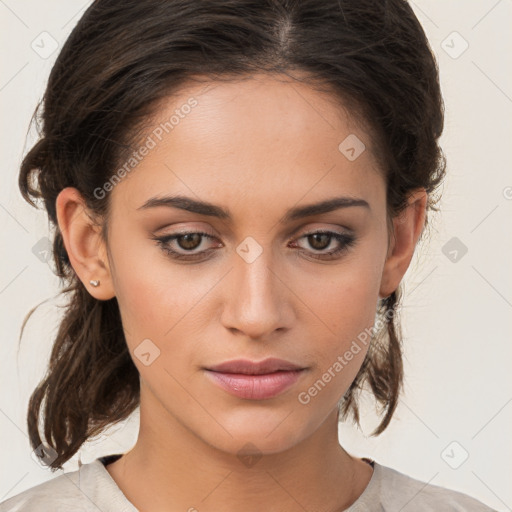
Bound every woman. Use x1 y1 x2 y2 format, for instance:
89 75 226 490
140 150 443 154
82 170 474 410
0 0 496 510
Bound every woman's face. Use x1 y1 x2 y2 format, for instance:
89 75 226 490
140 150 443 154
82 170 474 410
90 74 395 454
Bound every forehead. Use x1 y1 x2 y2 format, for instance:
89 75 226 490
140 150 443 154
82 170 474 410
110 73 385 216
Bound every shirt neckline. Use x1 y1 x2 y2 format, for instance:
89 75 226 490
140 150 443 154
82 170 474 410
94 454 380 511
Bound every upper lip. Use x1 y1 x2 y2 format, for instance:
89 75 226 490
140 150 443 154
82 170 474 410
205 358 305 375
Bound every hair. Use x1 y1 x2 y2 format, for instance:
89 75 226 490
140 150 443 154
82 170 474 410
18 0 445 471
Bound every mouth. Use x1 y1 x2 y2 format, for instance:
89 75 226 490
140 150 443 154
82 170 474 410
203 358 308 400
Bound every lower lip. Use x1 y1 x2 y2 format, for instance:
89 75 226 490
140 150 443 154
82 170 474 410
204 369 306 400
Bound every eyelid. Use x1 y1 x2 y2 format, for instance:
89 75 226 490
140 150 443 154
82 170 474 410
154 224 352 244
152 226 356 263
296 226 352 237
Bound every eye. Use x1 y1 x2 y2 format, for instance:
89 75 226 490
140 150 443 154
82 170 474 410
151 229 357 262
291 230 357 260
150 231 220 261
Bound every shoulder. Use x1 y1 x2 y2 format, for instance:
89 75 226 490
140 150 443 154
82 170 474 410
0 467 89 512
356 461 497 512
0 458 136 512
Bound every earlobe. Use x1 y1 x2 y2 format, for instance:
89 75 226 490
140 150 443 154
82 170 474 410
379 188 428 299
55 187 116 300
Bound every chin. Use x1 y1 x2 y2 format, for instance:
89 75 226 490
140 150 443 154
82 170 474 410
197 411 314 457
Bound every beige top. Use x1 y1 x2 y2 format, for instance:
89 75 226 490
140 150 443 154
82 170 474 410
0 455 496 511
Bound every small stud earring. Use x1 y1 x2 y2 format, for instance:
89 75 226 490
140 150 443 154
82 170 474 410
89 279 100 287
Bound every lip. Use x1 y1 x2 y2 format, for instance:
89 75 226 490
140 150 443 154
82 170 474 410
204 358 307 400
205 357 305 375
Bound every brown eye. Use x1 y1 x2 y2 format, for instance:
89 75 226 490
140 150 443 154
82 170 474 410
293 230 357 260
151 231 219 261
151 229 356 263
307 233 331 251
176 233 202 251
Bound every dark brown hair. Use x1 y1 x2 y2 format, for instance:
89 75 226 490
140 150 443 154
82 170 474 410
18 0 445 470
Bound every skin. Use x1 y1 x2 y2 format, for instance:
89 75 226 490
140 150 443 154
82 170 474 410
56 73 427 512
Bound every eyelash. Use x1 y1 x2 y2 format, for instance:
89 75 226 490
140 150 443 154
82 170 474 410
151 230 357 262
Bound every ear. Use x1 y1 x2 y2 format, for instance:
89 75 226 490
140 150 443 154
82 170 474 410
379 188 428 299
55 187 116 300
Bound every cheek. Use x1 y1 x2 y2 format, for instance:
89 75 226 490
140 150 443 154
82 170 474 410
298 253 381 336
107 230 181 341
294 254 381 394
108 233 219 368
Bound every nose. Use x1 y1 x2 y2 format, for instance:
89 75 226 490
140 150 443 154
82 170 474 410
221 246 293 340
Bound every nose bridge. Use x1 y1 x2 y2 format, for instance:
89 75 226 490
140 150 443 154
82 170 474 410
236 239 280 306
225 237 288 336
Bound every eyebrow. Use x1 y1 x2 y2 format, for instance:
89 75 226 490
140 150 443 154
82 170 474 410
137 194 370 222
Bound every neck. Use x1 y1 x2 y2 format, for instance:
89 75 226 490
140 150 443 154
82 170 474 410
105 384 373 512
